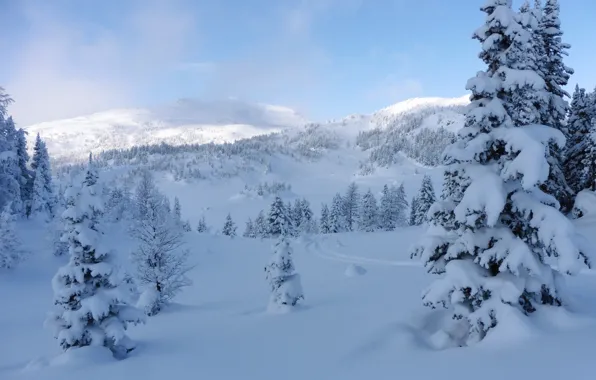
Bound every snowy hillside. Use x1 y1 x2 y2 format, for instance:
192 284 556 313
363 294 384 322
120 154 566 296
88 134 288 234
25 96 469 167
24 98 309 163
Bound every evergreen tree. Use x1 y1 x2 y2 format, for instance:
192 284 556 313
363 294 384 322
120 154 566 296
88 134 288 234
329 193 345 233
0 205 26 268
292 199 303 235
343 182 360 231
48 155 144 357
392 184 409 227
243 218 256 238
173 196 182 226
0 115 23 214
411 175 435 225
319 203 331 234
196 216 208 233
222 213 237 237
299 198 315 234
359 189 378 232
534 0 575 212
409 196 419 226
565 86 595 193
181 220 192 232
105 187 131 223
15 129 32 209
131 186 192 316
268 197 292 238
264 198 303 311
411 0 589 346
254 210 268 238
29 136 55 219
379 185 394 231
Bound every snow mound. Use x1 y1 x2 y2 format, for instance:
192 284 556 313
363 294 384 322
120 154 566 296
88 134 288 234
572 190 596 218
345 264 367 277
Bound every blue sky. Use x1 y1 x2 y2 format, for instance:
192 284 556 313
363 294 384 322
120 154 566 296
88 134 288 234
1 0 595 125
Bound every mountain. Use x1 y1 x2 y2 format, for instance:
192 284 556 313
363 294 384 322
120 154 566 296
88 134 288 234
24 98 308 163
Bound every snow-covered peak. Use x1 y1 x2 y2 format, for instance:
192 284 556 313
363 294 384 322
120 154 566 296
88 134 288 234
24 98 308 162
375 95 469 117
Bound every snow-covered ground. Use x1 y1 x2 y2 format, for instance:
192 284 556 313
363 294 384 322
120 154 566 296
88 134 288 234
2 154 596 380
3 223 596 380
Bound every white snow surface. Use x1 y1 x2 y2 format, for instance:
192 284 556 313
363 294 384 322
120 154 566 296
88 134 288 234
2 156 596 379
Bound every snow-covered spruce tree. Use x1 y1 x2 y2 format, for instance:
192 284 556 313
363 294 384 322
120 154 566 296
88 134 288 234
343 182 360 232
254 210 268 238
299 198 315 234
411 175 436 226
0 204 26 269
105 187 131 223
243 218 256 238
0 114 23 215
292 198 303 235
411 0 589 346
409 196 419 226
15 129 32 211
379 185 394 231
392 184 409 227
222 213 237 237
196 216 208 233
48 154 144 357
131 187 192 316
533 0 575 212
30 135 55 220
173 196 182 226
264 196 303 311
329 193 346 233
359 189 378 232
134 170 156 222
181 220 192 232
319 203 331 234
565 86 595 193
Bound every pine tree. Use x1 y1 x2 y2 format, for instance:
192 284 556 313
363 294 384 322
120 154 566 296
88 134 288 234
292 199 303 235
299 198 315 234
359 189 378 232
411 175 435 226
379 185 393 231
222 213 237 237
254 210 268 238
565 86 595 193
15 129 32 210
412 0 589 346
181 220 192 232
173 197 182 226
268 197 292 238
196 216 208 233
319 203 331 234
243 218 256 238
105 187 131 223
131 186 192 316
392 184 409 227
29 135 55 220
343 182 360 231
534 0 575 212
0 205 26 268
0 115 23 214
409 196 419 226
47 155 144 357
329 193 345 233
264 198 303 311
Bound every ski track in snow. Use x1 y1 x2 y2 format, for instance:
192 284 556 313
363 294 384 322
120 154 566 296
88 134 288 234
304 237 422 267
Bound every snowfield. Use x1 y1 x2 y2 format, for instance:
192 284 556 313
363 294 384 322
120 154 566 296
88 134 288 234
3 224 596 380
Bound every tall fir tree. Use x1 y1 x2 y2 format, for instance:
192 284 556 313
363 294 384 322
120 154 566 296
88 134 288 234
254 210 268 238
0 115 23 214
319 203 331 234
379 185 395 231
359 189 378 232
48 154 144 357
391 184 409 227
29 135 55 219
0 204 26 268
268 197 291 238
243 218 256 238
343 182 360 232
15 129 32 210
196 215 208 233
222 213 237 237
173 196 182 226
329 193 345 233
411 175 436 226
412 0 589 346
565 86 596 193
533 0 575 212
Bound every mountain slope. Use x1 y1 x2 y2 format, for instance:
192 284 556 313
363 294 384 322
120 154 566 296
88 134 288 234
24 98 308 163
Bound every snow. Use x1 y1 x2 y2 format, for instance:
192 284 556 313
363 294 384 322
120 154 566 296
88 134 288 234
4 224 596 379
344 263 367 277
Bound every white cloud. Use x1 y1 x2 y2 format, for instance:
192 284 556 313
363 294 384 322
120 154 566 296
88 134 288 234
6 0 198 126
368 76 424 104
